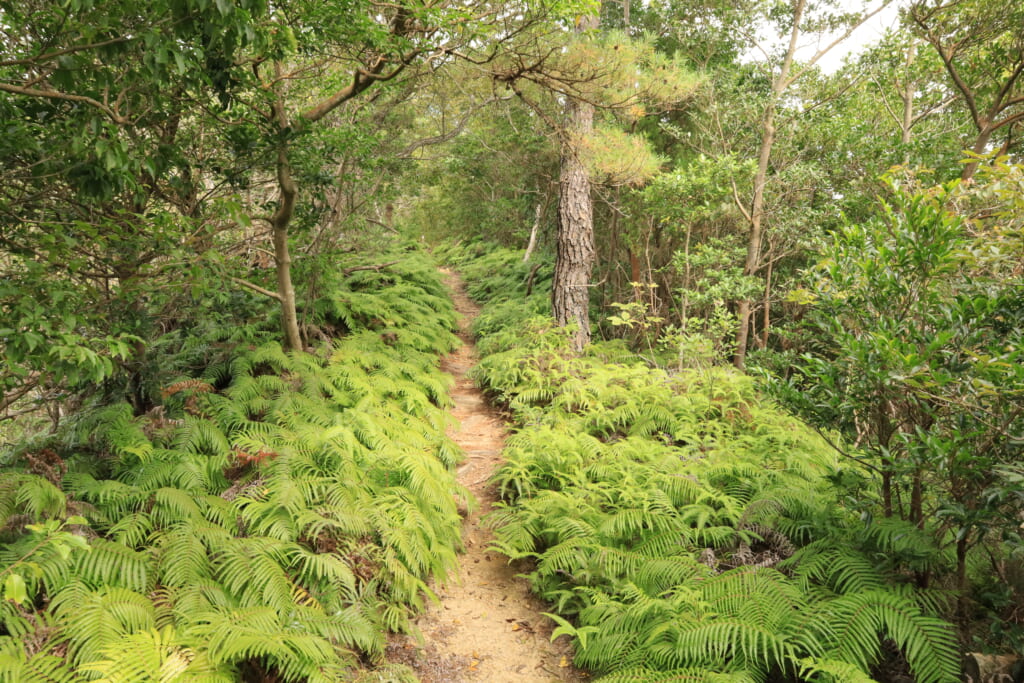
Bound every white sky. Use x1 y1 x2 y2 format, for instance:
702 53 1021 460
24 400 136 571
798 0 908 74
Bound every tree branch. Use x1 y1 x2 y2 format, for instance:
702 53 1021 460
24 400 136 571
0 82 126 123
230 277 281 300
0 36 132 67
787 0 895 89
301 55 415 123
0 375 40 414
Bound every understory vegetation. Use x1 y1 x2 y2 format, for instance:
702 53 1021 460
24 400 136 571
441 243 963 682
0 252 465 682
3 0 1024 678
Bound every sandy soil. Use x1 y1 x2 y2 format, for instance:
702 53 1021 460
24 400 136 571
385 270 586 683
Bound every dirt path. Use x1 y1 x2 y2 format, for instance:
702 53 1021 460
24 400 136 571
386 270 584 683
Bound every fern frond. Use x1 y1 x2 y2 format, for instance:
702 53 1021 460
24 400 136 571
79 626 195 683
597 667 759 682
51 583 157 667
0 638 84 683
171 417 231 458
73 538 153 593
210 537 297 612
108 512 154 548
798 657 876 683
0 472 67 522
153 523 214 587
825 590 959 683
151 486 208 527
187 605 351 680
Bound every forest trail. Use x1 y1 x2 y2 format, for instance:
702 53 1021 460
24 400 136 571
386 269 584 682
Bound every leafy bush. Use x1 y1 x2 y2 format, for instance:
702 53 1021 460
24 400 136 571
779 169 1024 643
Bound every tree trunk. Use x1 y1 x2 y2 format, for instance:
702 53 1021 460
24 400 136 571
270 71 304 352
272 148 303 352
733 104 777 368
956 535 970 623
523 201 542 262
553 14 599 353
898 40 919 163
732 0 801 369
760 256 773 348
962 124 994 181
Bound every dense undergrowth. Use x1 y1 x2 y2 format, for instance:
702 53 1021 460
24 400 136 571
439 242 961 683
0 252 465 682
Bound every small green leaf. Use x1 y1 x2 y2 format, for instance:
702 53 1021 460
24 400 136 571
64 534 91 551
3 573 28 605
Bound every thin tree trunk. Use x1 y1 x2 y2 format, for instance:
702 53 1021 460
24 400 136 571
733 0 798 368
882 470 893 518
271 146 303 352
553 14 599 353
270 67 303 352
760 256 773 349
523 201 542 262
956 535 969 622
733 102 777 368
899 43 917 162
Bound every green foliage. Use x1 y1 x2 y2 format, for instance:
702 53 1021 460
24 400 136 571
0 259 468 680
781 170 1024 635
308 252 459 356
456 244 961 682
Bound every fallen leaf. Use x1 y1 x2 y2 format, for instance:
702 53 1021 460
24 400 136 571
511 623 520 631
559 656 569 668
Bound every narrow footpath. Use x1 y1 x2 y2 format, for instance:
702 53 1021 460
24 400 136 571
386 270 584 682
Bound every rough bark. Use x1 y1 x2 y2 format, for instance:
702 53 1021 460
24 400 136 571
552 15 599 353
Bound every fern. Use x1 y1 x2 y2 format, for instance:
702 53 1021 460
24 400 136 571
79 626 202 683
457 244 961 683
0 251 474 680
824 591 959 683
71 538 153 593
0 472 67 522
0 637 84 683
597 668 760 683
51 583 157 667
186 606 353 682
